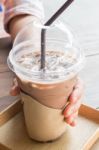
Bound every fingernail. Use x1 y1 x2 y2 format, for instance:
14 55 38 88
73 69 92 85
70 121 77 127
66 108 74 116
67 110 72 116
69 94 77 103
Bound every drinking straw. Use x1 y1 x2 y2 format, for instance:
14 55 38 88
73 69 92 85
41 0 74 70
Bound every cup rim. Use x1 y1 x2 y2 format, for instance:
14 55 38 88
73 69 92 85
8 39 85 82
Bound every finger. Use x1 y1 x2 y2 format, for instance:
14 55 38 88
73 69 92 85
11 78 18 89
69 78 84 104
65 111 78 126
70 119 77 127
63 78 83 117
10 85 20 96
10 78 20 96
13 78 18 87
63 100 81 117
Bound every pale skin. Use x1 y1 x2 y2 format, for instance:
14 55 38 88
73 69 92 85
9 15 84 127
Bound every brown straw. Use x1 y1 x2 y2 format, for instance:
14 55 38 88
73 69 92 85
41 0 74 70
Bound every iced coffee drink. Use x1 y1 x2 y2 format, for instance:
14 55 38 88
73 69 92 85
8 21 84 142
8 39 84 142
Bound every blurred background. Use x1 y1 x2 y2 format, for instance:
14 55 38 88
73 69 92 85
0 1 9 37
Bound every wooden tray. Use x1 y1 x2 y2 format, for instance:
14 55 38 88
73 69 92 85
0 104 99 150
90 140 99 150
0 37 22 126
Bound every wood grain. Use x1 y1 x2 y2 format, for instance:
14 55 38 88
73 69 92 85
0 99 22 126
0 142 10 150
79 104 99 123
90 140 99 150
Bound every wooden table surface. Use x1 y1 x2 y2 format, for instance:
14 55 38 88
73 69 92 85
0 0 99 149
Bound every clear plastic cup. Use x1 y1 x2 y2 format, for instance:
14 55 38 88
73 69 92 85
8 21 84 141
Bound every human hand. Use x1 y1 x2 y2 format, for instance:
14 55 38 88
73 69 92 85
10 78 84 127
10 78 20 96
63 78 84 127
